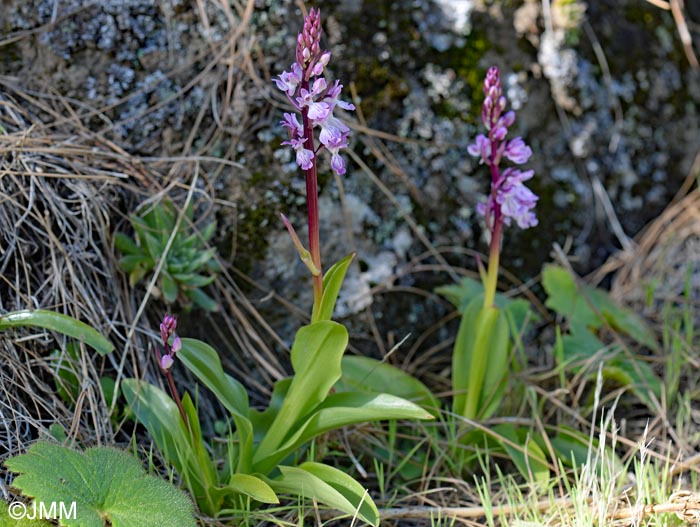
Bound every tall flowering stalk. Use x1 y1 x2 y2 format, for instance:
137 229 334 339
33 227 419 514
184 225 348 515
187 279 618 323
275 8 355 321
154 314 189 429
452 67 538 422
468 67 538 309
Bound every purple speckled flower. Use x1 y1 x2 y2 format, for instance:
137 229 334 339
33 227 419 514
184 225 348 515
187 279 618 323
275 8 354 176
468 66 537 230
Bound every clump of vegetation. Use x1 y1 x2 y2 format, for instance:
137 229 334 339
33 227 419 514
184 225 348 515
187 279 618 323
115 200 220 311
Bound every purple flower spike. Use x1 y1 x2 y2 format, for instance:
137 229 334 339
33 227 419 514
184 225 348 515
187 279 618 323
468 66 537 230
274 8 354 176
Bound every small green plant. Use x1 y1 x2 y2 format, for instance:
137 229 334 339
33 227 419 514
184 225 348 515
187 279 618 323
4 442 196 527
115 200 220 311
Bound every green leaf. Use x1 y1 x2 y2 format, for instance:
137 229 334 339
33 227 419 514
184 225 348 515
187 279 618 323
314 253 355 322
542 265 658 351
336 355 440 413
114 232 141 255
5 442 196 527
121 379 191 476
255 392 433 472
436 277 538 332
186 288 219 312
178 338 253 472
160 272 179 304
100 376 117 409
0 310 114 356
452 300 510 420
51 342 81 403
253 321 347 468
142 232 164 262
604 354 663 410
0 500 54 526
493 424 550 489
172 273 216 287
118 254 151 274
270 463 379 526
546 426 592 468
228 474 278 504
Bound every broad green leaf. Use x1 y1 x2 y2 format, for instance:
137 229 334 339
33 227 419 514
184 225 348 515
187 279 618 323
270 464 378 526
122 380 219 515
0 310 114 356
604 354 663 410
228 474 278 504
452 297 482 418
542 265 658 351
253 322 347 465
494 424 550 489
336 356 440 413
5 442 196 527
121 379 191 475
295 462 379 526
561 321 607 360
314 253 355 322
436 277 537 332
452 301 510 420
178 338 252 472
546 426 593 468
200 220 217 242
0 500 54 526
559 324 662 411
254 392 433 473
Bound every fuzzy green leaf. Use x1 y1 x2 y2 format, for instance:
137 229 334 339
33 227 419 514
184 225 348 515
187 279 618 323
5 442 196 527
0 500 54 526
0 310 114 356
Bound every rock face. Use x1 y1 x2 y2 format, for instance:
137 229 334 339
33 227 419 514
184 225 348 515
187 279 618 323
3 0 699 346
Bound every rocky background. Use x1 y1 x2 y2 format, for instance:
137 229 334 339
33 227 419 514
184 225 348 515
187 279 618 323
2 0 699 368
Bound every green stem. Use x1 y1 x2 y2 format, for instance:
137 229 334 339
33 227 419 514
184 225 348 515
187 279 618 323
483 218 502 309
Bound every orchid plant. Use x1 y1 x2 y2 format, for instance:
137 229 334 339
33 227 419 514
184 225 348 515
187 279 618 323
123 9 432 525
451 66 539 422
274 7 355 323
